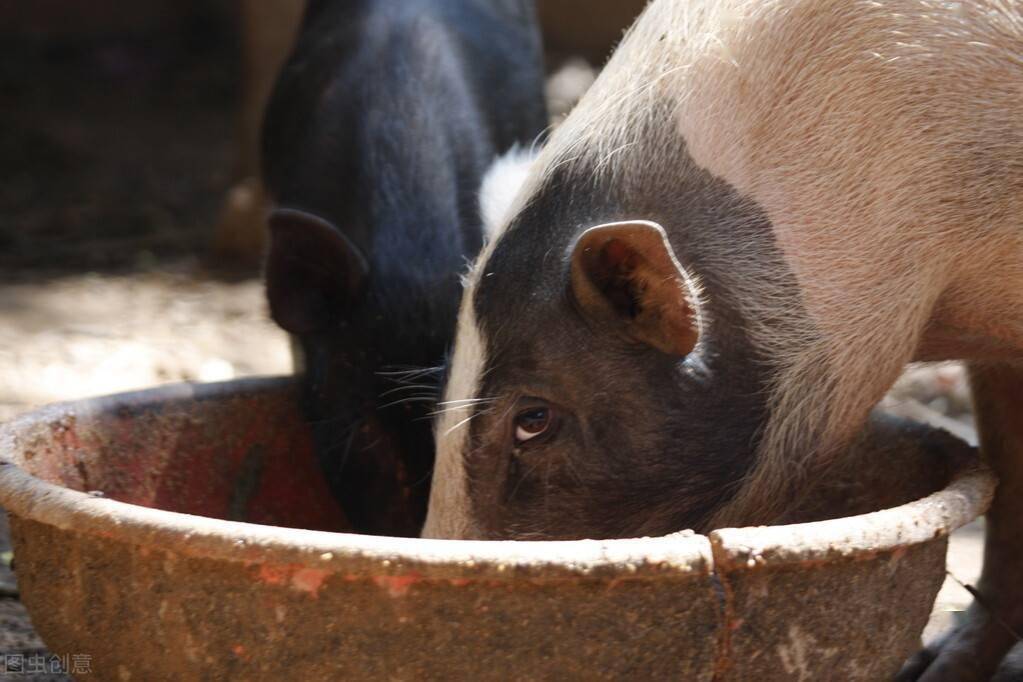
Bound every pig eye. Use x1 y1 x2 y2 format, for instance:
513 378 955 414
513 405 554 445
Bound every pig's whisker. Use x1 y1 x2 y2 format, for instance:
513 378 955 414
304 413 362 427
379 383 440 398
563 455 585 487
410 467 433 488
378 364 443 373
323 419 362 475
507 457 544 503
442 405 495 436
376 365 444 382
444 414 478 436
378 394 439 410
429 397 497 417
437 397 496 407
359 436 383 452
529 126 553 156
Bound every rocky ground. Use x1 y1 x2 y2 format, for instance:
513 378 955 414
0 27 996 679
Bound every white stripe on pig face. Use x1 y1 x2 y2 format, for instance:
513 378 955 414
421 289 486 539
421 149 543 539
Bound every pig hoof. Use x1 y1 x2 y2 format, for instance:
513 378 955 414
896 609 1022 682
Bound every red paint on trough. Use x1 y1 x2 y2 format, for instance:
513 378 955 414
371 572 423 598
256 564 294 587
254 563 330 595
291 568 330 595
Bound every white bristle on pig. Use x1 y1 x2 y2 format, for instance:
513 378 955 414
478 145 541 242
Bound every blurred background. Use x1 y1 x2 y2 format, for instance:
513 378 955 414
0 0 646 424
2 0 280 425
0 0 982 673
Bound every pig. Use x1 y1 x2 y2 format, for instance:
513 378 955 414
261 0 547 535
424 0 1022 678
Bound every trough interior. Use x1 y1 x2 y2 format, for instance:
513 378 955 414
5 377 974 541
10 379 363 534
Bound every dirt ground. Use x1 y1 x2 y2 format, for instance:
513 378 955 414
0 20 995 677
0 20 292 408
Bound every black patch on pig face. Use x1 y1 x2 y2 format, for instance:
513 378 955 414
461 156 779 540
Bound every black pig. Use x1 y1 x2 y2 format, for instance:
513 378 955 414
262 0 546 535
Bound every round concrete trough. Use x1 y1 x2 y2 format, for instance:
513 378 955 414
0 377 994 680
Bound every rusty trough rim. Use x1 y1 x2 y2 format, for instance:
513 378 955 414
709 463 993 571
0 377 996 582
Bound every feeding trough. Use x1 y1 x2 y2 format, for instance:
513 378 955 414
0 377 993 680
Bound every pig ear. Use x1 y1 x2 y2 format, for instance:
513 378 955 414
265 208 369 334
570 220 700 357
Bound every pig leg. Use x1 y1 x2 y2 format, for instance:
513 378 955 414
900 363 1023 681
